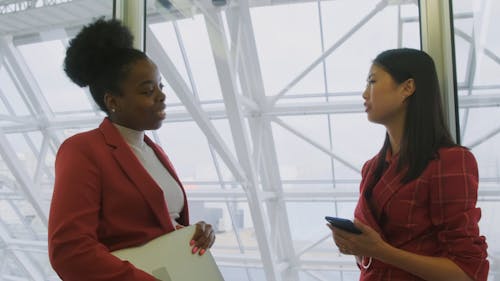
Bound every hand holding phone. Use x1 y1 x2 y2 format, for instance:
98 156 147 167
325 216 362 234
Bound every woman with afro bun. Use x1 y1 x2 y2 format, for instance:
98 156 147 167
48 18 215 281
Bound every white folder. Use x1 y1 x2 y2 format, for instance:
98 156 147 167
111 225 225 281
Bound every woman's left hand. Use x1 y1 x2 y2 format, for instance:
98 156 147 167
190 221 215 256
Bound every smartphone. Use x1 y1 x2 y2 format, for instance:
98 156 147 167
325 216 362 234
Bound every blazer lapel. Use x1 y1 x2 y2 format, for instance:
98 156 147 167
356 159 386 238
99 118 172 230
369 155 405 222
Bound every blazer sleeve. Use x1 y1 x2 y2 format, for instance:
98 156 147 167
48 138 157 281
429 148 489 281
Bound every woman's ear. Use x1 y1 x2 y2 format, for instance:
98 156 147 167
104 92 118 113
401 78 416 100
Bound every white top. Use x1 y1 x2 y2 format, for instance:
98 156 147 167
113 123 185 227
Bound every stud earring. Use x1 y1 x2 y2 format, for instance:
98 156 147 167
111 108 116 113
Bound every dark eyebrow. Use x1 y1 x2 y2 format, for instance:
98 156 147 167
137 80 155 87
137 76 162 88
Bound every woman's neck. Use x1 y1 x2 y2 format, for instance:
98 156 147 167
388 133 401 155
385 118 405 156
113 122 145 149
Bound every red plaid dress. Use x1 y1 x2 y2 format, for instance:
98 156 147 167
354 146 489 281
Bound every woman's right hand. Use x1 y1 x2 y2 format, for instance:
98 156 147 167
189 221 215 256
327 219 387 258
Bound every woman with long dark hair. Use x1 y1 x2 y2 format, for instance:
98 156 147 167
328 48 489 281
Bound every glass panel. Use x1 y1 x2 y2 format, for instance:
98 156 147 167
6 133 38 177
12 199 46 237
147 1 420 280
3 252 28 278
148 8 224 102
251 2 323 96
17 40 93 114
157 121 223 182
272 117 333 182
0 200 18 234
0 63 30 116
0 65 10 115
331 112 384 161
452 1 500 279
189 201 259 253
219 267 266 281
0 1 113 280
323 3 421 97
300 270 359 281
149 22 189 105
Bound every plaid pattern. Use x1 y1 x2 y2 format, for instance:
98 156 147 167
354 147 489 281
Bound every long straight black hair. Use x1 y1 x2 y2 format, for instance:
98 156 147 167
370 48 456 185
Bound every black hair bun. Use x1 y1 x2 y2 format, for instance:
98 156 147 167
64 18 134 87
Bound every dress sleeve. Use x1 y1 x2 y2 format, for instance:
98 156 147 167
48 139 157 281
429 148 489 281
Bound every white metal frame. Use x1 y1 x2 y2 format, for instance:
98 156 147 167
0 0 499 280
419 0 459 142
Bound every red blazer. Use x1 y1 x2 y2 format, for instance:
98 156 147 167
48 118 189 281
354 146 489 281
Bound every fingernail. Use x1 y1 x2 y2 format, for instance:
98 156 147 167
190 240 195 246
192 246 199 254
199 249 206 256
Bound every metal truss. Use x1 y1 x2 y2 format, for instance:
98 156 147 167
0 0 73 15
0 0 499 280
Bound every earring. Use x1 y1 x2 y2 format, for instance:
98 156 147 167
111 108 116 113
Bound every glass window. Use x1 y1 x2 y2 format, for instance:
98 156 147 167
452 1 500 280
146 1 420 280
0 1 113 280
17 40 93 114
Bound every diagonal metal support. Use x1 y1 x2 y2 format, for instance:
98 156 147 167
146 26 248 184
268 0 387 105
471 0 492 82
272 116 360 173
0 219 44 281
8 250 44 281
0 36 57 226
226 0 300 279
0 128 47 225
199 3 284 280
0 36 53 121
465 124 500 149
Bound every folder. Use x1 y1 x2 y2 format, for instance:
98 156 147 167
111 225 225 281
